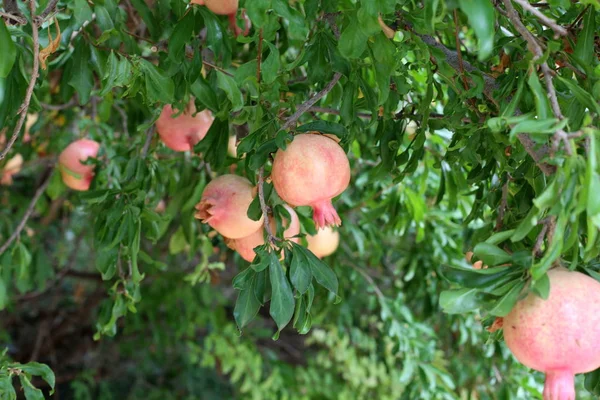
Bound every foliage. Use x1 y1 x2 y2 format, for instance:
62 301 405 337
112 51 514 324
0 0 599 398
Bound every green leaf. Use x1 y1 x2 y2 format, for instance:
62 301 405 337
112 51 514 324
0 19 16 78
440 265 517 289
168 9 196 61
139 59 175 104
584 368 600 396
439 288 488 314
290 246 312 294
268 252 295 332
68 40 94 104
0 375 16 400
262 42 281 84
20 362 55 390
295 121 348 140
100 51 132 96
217 71 244 111
558 76 600 115
73 0 93 26
129 0 160 40
234 276 262 329
532 273 550 300
487 281 526 317
18 375 43 400
338 13 368 59
527 69 551 119
473 243 512 266
573 9 595 66
295 244 338 295
361 0 397 15
193 117 230 168
458 0 495 60
190 76 219 111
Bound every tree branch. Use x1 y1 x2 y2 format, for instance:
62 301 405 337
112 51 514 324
280 72 342 131
0 166 53 255
258 167 278 245
141 126 155 157
36 0 59 24
512 0 568 37
0 0 40 161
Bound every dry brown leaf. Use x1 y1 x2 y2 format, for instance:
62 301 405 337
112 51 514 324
39 18 61 70
378 15 395 39
487 317 504 333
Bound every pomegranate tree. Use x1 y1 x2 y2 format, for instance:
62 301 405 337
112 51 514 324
155 101 213 152
227 205 300 262
58 139 100 191
503 268 600 400
306 226 340 259
195 175 263 239
271 134 350 229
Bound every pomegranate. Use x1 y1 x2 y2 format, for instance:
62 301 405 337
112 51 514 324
306 226 340 258
155 101 213 152
195 174 263 239
227 205 300 262
1 154 24 186
191 0 238 15
58 139 100 191
504 268 600 400
271 134 350 229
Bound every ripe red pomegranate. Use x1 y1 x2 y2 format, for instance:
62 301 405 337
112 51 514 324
271 134 350 229
227 205 300 262
504 268 600 400
155 101 213 152
195 175 263 239
191 0 238 15
306 226 340 258
58 139 100 191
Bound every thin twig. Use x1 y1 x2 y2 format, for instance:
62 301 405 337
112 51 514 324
308 106 372 120
453 10 470 91
495 179 510 230
258 167 278 245
40 96 78 111
0 167 53 255
0 0 40 161
567 5 590 30
0 11 26 24
36 0 59 24
201 60 234 77
141 126 155 157
256 28 263 83
512 0 568 36
280 73 342 132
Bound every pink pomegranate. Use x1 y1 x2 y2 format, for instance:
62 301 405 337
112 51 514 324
58 139 100 191
1 154 24 186
227 205 300 262
195 175 263 239
155 101 213 152
306 226 340 259
271 134 350 229
504 267 600 400
191 0 238 15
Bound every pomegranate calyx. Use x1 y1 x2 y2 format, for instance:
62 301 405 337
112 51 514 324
543 370 575 400
312 199 342 229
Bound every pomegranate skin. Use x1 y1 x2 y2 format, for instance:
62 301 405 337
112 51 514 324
191 0 238 15
228 205 300 262
504 268 600 400
58 139 100 191
1 154 24 186
306 226 340 259
271 134 350 229
155 104 213 152
195 175 263 239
